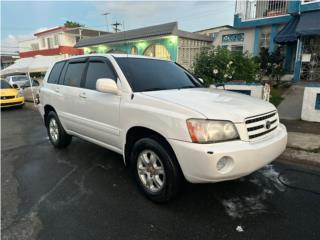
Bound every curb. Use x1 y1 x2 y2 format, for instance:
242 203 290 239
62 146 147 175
279 148 320 168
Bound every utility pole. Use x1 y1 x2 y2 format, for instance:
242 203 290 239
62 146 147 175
112 21 122 32
102 12 110 32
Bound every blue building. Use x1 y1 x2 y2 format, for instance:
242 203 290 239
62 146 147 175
234 0 320 81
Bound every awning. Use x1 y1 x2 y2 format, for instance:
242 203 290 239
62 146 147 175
296 10 320 36
274 16 299 44
0 55 65 76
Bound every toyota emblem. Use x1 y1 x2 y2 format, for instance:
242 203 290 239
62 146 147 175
265 120 271 129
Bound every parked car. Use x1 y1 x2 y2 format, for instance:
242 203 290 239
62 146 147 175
5 75 29 88
38 54 287 202
21 79 42 102
0 79 24 108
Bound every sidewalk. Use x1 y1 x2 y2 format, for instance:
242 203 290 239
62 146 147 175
280 120 320 167
277 85 304 120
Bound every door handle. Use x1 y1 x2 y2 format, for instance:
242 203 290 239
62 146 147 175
54 88 60 93
79 92 86 99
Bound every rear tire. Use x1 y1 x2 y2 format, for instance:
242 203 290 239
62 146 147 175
129 137 183 203
46 111 72 148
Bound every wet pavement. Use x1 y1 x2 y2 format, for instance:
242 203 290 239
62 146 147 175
2 106 320 240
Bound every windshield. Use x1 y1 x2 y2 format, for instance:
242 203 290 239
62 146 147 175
115 57 202 92
12 76 28 82
0 80 13 89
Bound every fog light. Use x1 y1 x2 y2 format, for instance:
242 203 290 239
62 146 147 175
216 156 233 173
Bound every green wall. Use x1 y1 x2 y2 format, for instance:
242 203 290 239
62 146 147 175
83 36 178 61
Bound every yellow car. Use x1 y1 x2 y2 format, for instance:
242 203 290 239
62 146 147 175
0 80 24 108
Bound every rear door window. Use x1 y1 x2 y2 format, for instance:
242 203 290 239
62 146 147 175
47 61 65 84
64 62 86 88
84 60 117 90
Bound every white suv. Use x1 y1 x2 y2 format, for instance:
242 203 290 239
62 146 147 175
39 54 287 202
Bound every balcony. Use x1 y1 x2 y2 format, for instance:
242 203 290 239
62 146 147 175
235 0 289 21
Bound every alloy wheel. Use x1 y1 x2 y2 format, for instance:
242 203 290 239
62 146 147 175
137 150 166 193
49 118 59 143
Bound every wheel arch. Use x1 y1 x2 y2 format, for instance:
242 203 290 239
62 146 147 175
44 104 56 127
124 126 181 172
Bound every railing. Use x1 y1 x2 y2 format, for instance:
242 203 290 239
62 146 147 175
235 0 288 21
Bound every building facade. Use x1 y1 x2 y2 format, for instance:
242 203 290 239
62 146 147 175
196 25 256 54
75 22 213 70
19 27 109 58
197 0 320 81
0 53 20 69
235 0 320 81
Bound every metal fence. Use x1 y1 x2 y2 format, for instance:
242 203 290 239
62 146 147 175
301 37 320 82
178 46 209 70
235 0 288 20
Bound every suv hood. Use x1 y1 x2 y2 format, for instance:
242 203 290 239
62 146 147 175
142 88 276 122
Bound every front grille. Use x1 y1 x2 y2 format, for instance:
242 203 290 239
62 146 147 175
0 101 23 107
1 96 15 100
245 111 278 140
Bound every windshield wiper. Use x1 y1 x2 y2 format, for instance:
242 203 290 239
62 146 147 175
178 85 197 90
142 87 166 92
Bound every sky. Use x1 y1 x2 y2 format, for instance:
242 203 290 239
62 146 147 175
1 0 235 54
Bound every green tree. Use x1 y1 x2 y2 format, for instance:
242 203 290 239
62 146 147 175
232 51 258 83
193 46 258 86
64 21 84 28
269 47 285 84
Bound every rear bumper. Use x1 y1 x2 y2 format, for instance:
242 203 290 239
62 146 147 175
0 97 24 108
169 124 287 183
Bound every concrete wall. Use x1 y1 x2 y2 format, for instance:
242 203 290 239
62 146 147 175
301 86 320 122
219 28 255 54
197 27 255 55
60 33 76 47
210 83 264 99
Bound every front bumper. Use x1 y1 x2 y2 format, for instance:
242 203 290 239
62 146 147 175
168 124 287 183
0 97 25 108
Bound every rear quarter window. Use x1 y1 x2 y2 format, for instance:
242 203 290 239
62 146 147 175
64 62 86 87
47 61 65 84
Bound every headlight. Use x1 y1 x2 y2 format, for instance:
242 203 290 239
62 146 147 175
16 92 22 98
186 119 239 143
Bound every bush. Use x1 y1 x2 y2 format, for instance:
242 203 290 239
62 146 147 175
193 46 258 86
255 47 285 85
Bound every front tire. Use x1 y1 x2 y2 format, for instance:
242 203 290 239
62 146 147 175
130 137 183 203
46 111 72 148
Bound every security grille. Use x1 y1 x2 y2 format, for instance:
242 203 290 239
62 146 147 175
178 38 210 70
301 37 320 82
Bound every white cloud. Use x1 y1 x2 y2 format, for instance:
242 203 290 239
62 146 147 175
1 33 34 54
1 26 49 54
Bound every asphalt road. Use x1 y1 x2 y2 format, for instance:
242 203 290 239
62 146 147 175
2 106 320 240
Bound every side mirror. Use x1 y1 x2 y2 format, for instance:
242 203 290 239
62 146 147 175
12 84 19 89
198 78 204 84
96 78 118 94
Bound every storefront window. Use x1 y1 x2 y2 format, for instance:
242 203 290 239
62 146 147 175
143 44 171 60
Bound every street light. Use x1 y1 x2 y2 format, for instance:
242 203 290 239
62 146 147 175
102 12 110 32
